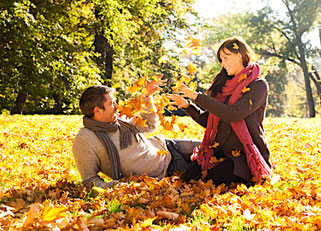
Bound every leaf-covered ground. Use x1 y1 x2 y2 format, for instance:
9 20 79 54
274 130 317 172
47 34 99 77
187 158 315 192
0 115 321 230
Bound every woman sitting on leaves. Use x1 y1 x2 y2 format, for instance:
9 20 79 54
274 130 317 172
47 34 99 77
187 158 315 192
167 37 272 186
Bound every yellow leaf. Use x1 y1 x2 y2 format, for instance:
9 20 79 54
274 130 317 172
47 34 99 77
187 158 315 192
189 81 197 91
141 217 157 227
182 49 189 56
242 87 250 93
249 99 253 105
188 62 197 74
158 55 168 64
42 205 68 222
191 47 201 55
233 43 239 49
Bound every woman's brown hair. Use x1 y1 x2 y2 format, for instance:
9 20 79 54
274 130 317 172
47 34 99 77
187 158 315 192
206 37 254 98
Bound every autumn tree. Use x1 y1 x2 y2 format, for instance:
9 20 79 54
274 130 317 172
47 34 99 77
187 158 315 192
246 0 321 117
0 0 101 114
91 0 197 86
0 0 198 114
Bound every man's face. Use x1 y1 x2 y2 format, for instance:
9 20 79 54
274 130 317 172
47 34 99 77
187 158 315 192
95 92 119 123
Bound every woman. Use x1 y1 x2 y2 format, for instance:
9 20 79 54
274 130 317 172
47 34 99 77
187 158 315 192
167 37 272 186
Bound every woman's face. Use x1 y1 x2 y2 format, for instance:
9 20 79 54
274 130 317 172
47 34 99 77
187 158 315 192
219 48 245 76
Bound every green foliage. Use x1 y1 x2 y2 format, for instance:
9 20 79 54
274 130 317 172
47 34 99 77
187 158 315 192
0 0 198 114
0 0 101 114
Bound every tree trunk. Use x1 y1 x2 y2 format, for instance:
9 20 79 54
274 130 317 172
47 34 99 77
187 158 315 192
298 44 316 117
94 33 113 85
310 66 321 105
319 23 321 47
105 44 113 84
11 91 27 114
53 93 63 114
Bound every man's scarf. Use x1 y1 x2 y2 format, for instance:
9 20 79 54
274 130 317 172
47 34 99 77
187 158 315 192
83 116 144 180
191 63 272 180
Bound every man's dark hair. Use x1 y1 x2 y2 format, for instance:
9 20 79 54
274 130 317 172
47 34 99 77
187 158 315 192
79 85 114 118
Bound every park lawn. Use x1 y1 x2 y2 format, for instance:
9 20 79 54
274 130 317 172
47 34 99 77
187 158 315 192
0 115 321 230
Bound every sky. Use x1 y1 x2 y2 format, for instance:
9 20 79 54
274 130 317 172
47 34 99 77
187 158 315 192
192 0 320 47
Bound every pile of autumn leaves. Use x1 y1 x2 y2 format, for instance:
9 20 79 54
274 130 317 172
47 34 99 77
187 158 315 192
0 115 321 230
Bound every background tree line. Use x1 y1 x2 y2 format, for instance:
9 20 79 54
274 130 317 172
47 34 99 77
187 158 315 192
0 0 197 114
1 0 321 117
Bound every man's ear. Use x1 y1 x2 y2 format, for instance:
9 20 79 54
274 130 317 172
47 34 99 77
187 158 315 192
93 106 101 116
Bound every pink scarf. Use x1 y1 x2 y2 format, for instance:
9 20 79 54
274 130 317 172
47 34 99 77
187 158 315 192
191 63 272 180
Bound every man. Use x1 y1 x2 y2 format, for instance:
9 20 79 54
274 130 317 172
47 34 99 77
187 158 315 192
72 81 200 188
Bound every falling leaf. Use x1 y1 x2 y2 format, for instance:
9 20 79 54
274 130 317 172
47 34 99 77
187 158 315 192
177 123 187 132
189 81 197 91
157 150 169 156
188 62 197 74
182 49 189 56
209 142 219 149
191 38 201 48
232 150 241 157
238 73 247 82
233 43 239 49
249 99 253 105
191 47 201 55
158 55 168 64
242 87 250 93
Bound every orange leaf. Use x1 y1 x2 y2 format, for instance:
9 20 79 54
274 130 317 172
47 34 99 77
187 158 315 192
191 39 201 48
178 123 187 132
201 170 208 179
232 149 241 157
238 73 247 82
134 116 147 127
157 150 169 156
209 142 219 149
242 87 250 93
188 62 197 74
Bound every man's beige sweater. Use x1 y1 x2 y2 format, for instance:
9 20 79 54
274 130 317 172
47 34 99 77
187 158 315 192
72 97 171 188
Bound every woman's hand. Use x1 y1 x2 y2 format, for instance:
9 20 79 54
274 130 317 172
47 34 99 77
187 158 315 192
167 94 190 109
145 79 166 97
176 83 198 100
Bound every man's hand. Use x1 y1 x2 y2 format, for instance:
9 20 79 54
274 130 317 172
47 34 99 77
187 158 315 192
167 94 190 109
145 79 167 97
